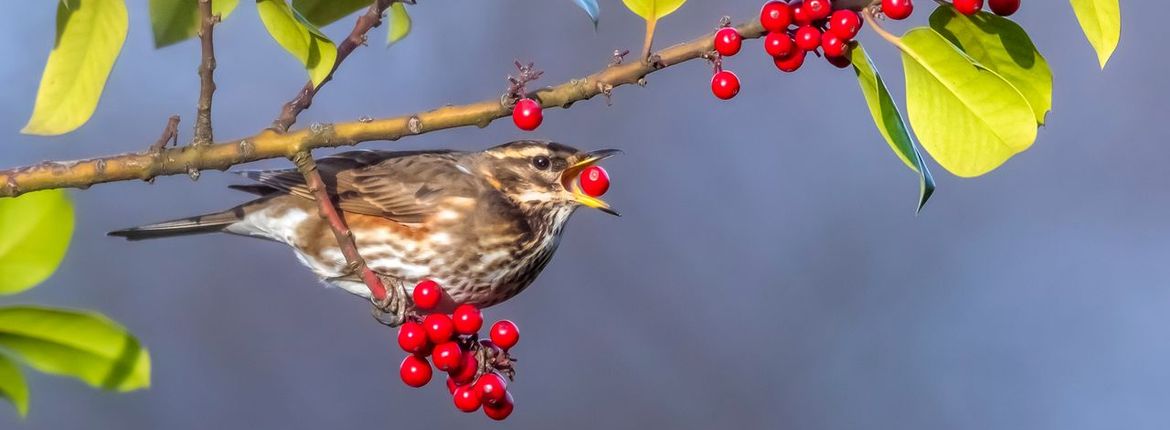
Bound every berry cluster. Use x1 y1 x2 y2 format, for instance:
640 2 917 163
953 0 1021 17
396 280 520 420
709 0 864 99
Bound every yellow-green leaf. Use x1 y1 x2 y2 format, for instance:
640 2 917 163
148 0 240 48
0 354 28 417
620 0 685 21
22 0 128 136
930 5 1053 124
0 190 74 295
386 2 411 45
1069 0 1120 68
0 307 150 392
900 28 1037 177
851 42 935 212
257 0 338 87
291 0 370 27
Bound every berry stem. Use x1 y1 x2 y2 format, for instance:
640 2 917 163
290 151 389 302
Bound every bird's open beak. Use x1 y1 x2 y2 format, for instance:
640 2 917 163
562 149 622 216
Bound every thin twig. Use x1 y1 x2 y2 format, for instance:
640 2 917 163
0 18 767 197
149 115 181 153
194 0 219 145
270 0 396 132
291 151 389 301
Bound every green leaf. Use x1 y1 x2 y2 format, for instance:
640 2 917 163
899 28 1037 177
0 190 74 295
386 2 411 45
1069 0 1120 68
0 306 150 392
850 42 935 212
291 0 370 27
22 0 128 136
620 0 685 21
148 0 240 48
0 354 28 417
930 5 1053 124
257 0 339 87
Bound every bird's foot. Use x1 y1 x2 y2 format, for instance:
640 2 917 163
370 277 416 327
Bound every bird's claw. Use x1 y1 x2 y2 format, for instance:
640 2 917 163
370 278 414 327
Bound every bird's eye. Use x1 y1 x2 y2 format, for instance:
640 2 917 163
532 156 550 170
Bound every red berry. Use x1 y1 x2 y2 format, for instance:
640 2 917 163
792 3 813 26
512 98 543 131
579 165 610 197
763 32 794 58
826 52 853 69
423 313 455 344
794 26 821 52
709 70 740 101
883 0 914 20
483 392 515 421
828 10 862 40
475 373 509 406
446 376 459 394
453 385 482 413
412 279 442 311
399 355 432 388
759 1 792 33
803 0 831 20
448 351 479 384
713 27 742 57
821 32 847 58
452 304 483 335
773 49 807 72
397 321 430 354
989 0 1019 16
954 0 983 15
432 341 464 371
490 320 520 350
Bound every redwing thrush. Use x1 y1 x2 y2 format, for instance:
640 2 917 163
110 140 619 314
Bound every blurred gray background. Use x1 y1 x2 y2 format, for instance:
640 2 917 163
3 1 1168 429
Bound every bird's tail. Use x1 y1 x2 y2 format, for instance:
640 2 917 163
108 208 243 241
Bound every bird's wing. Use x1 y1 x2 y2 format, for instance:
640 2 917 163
234 149 484 224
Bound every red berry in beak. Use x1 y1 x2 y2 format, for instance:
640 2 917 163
579 165 611 197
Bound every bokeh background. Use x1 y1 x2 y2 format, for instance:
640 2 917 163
3 1 1168 429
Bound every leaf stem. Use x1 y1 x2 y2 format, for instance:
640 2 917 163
863 8 907 50
641 19 657 62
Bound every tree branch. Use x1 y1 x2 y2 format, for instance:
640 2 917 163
270 0 398 132
194 0 219 145
0 18 765 198
291 151 389 301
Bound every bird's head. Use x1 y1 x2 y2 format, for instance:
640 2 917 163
475 140 620 216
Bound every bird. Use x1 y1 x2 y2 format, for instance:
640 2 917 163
109 140 619 315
